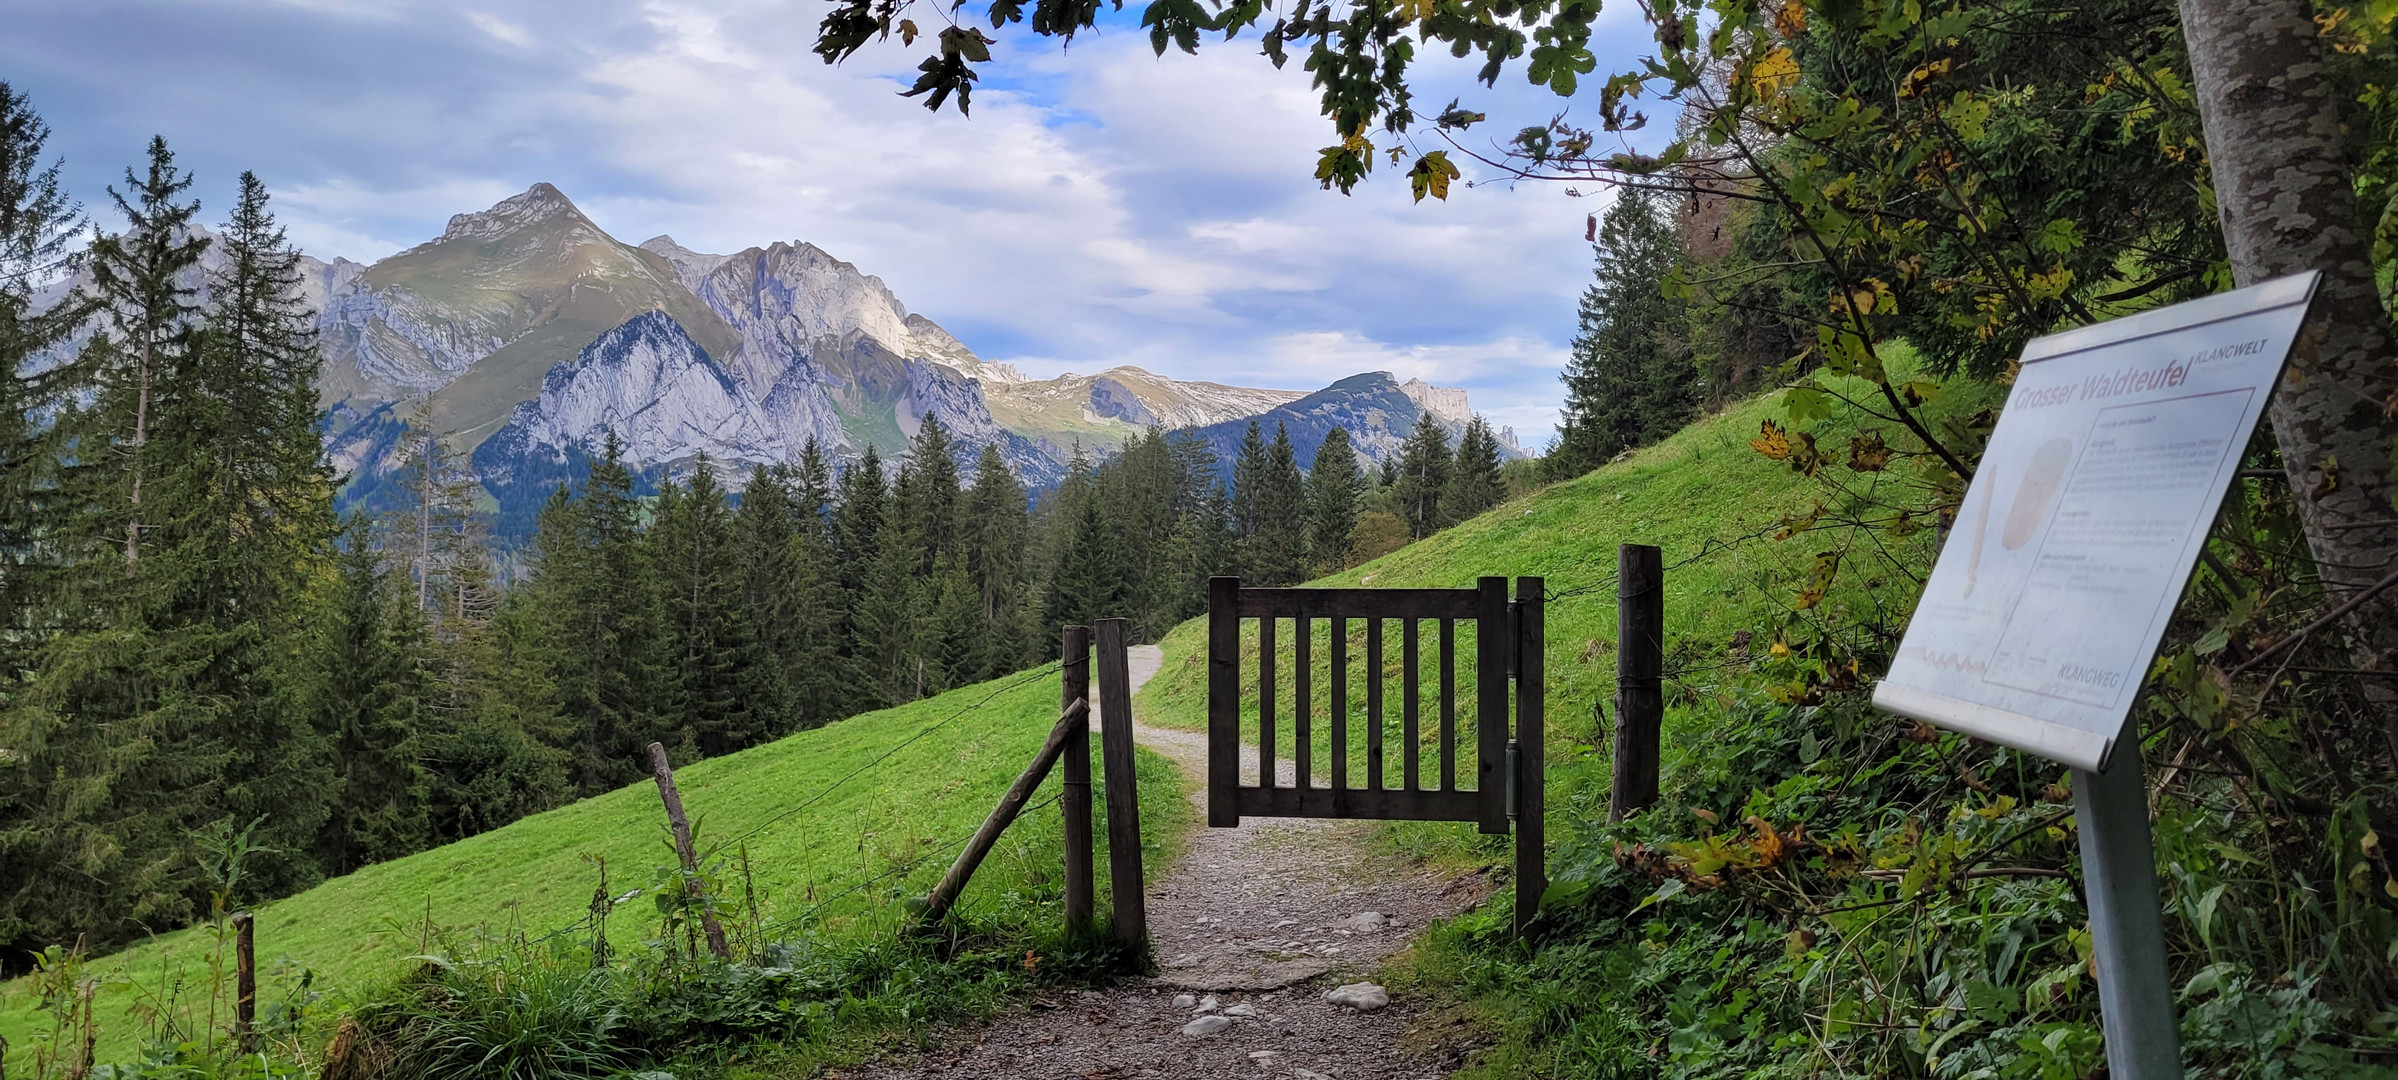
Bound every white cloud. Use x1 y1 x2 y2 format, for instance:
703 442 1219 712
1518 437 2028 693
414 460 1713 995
465 11 535 48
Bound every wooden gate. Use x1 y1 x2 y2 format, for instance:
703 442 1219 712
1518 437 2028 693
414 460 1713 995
1206 575 1545 931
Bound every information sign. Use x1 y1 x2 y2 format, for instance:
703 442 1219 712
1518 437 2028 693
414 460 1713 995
1874 271 2322 771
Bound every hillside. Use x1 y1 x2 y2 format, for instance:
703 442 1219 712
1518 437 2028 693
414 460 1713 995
0 666 1185 1063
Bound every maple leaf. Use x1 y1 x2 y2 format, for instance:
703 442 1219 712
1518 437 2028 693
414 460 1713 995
1848 432 1892 471
1751 419 1792 460
1408 151 1461 203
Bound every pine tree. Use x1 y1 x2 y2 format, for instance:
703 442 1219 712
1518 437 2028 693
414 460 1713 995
302 516 430 875
1440 417 1507 526
962 442 1032 677
904 415 961 567
1550 188 1694 480
527 435 670 795
1242 423 1309 586
1229 420 1267 543
0 82 87 691
87 136 208 574
1391 413 1452 539
1305 427 1364 572
650 462 758 756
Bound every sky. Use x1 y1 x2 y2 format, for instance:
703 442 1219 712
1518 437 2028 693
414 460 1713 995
2 0 1672 446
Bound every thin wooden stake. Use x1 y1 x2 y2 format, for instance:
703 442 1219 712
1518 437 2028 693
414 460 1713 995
232 911 256 1052
647 743 732 959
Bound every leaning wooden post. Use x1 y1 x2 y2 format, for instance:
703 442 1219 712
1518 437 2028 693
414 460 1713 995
1513 577 1546 935
1611 544 1664 821
1095 618 1147 952
231 910 256 1052
647 743 731 960
1060 626 1096 929
920 699 1091 924
1206 577 1241 828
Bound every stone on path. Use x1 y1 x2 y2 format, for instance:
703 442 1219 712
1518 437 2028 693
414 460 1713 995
1223 1002 1258 1017
1172 993 1196 1009
1339 911 1389 931
1324 983 1389 1011
1196 994 1221 1013
1180 1014 1233 1036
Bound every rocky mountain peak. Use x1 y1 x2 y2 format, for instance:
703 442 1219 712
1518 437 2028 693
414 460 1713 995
438 182 595 243
1399 376 1474 426
637 235 733 294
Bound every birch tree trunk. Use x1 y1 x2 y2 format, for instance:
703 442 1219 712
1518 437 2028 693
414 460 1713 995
2177 0 2398 676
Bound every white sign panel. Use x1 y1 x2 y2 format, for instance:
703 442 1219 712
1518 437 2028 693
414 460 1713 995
1874 271 2320 770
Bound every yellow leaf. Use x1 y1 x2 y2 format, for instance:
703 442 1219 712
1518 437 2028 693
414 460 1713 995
1772 2 1806 37
1748 47 1801 95
1408 151 1461 203
899 18 919 45
1751 419 1792 460
1692 807 1720 825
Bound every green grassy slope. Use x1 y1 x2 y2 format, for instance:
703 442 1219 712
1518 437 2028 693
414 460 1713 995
3 667 1187 1061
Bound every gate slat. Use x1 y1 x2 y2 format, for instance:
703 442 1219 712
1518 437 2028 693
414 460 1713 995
1295 616 1312 791
1331 617 1348 796
1475 577 1509 834
1402 618 1420 791
1440 618 1456 792
1366 618 1384 792
1260 615 1277 789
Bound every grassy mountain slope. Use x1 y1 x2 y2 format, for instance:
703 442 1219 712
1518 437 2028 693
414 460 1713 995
2 668 1185 1062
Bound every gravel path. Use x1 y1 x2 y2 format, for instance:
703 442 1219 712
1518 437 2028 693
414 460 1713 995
837 646 1488 1080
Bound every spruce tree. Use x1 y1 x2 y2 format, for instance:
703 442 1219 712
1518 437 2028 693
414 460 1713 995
0 82 86 690
962 442 1032 677
650 463 757 756
302 516 431 875
1229 419 1267 543
1391 413 1452 539
87 136 208 574
904 415 961 567
1550 188 1693 480
1305 427 1364 572
1243 423 1309 586
1440 417 1507 525
732 464 802 735
527 435 670 794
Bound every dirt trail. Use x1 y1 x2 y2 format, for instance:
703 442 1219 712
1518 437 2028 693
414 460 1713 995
841 646 1486 1080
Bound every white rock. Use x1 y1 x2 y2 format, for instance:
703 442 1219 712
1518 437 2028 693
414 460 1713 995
1197 995 1221 1013
1247 1050 1279 1060
1223 1003 1258 1017
1181 1015 1233 1036
1172 994 1196 1009
1340 911 1389 931
1324 983 1389 1011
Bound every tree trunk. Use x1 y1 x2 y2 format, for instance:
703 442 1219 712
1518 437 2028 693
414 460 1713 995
2178 0 2398 679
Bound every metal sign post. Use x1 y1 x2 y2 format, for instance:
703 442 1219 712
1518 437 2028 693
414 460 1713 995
1873 270 2323 1079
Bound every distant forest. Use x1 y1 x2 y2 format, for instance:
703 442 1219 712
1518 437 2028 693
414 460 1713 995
0 108 1517 964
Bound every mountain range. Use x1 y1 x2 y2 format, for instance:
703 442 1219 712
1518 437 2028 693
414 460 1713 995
45 182 1520 527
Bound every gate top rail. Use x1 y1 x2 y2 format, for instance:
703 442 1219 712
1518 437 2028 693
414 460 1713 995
1232 587 1480 620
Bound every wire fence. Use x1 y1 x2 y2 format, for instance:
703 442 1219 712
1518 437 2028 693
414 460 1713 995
491 661 1078 960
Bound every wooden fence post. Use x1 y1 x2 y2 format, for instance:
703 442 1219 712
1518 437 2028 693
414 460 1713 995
1095 618 1147 952
647 743 731 959
1514 577 1546 935
232 910 256 1052
1061 626 1095 929
1612 544 1664 821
